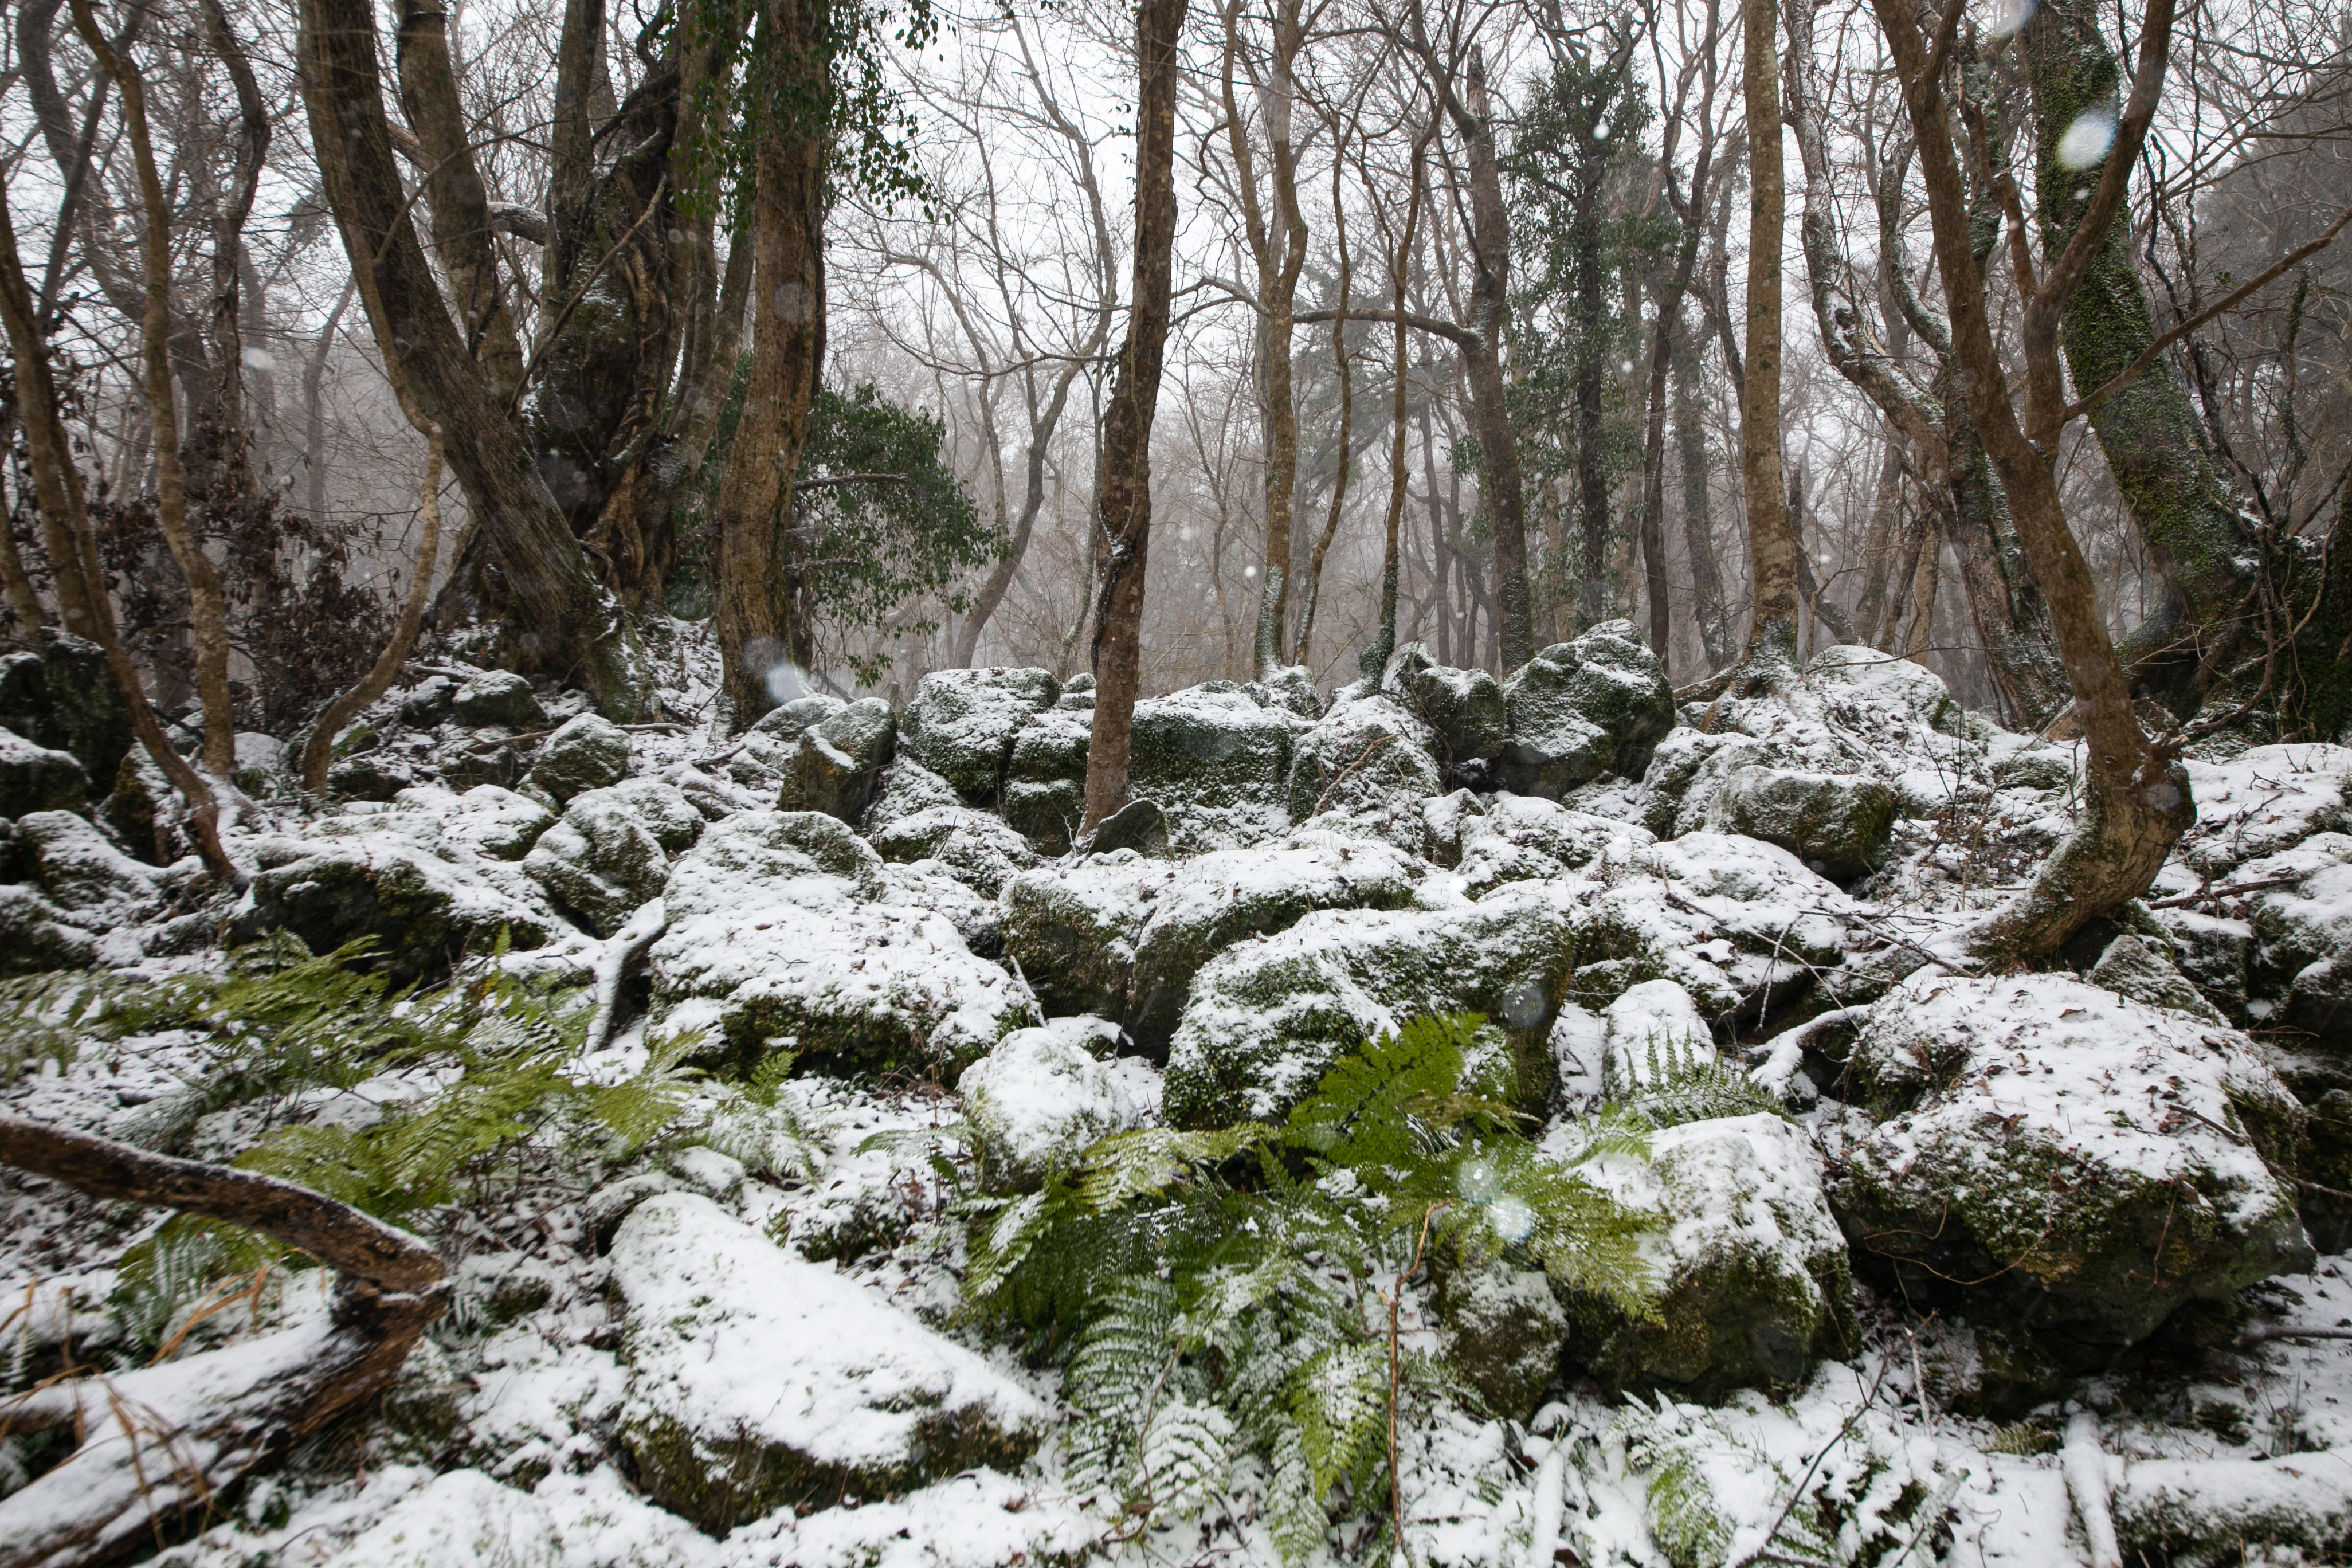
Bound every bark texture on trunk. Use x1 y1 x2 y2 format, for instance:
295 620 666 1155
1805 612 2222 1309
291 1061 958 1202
712 0 830 725
299 0 633 712
1737 0 1799 675
1672 306 1734 672
1083 0 1192 827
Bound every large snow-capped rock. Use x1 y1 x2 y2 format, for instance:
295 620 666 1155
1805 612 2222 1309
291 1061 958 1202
1002 702 1091 853
609 1193 1042 1530
1379 641 1506 767
526 712 633 802
1498 622 1676 798
649 810 1033 1077
900 667 1059 804
1828 972 2309 1363
0 727 88 818
234 821 556 978
776 698 897 824
1285 692 1445 832
522 779 703 937
1126 683 1296 849
1451 795 1653 895
867 805 1037 898
1566 1112 1857 1402
999 833 1420 1039
959 1019 1161 1191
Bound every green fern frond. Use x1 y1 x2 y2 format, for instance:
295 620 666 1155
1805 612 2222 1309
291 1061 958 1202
1133 1395 1234 1517
1291 1340 1390 1503
1284 1013 1486 1166
1615 1038 1788 1128
1075 1127 1257 1212
1065 1274 1178 1436
587 1028 707 1152
1260 1422 1327 1566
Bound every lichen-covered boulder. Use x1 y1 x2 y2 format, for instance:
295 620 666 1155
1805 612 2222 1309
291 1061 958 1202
2087 933 2226 1024
1566 1112 1857 1402
1003 706 1092 852
1164 880 1581 1126
860 756 963 834
233 831 554 979
1701 766 1895 883
392 784 556 861
522 779 703 936
610 1192 1041 1530
1001 851 1162 1018
33 629 131 789
1127 683 1295 848
901 667 1059 803
867 805 1036 898
2237 832 2352 1034
650 810 1032 1077
1452 796 1653 896
1829 972 2310 1364
748 693 846 741
434 728 530 791
778 697 897 824
527 714 632 802
1498 622 1676 798
0 729 89 818
1126 833 1421 1044
1286 693 1444 827
959 1021 1160 1192
330 750 414 802
1436 1260 1569 1419
450 670 547 730
1381 642 1506 766
14 810 159 917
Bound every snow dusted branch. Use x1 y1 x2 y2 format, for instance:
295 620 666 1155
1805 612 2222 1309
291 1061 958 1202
2063 1411 2123 1568
583 897 668 1056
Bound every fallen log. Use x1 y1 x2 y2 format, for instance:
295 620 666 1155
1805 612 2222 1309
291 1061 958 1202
0 1115 446 1568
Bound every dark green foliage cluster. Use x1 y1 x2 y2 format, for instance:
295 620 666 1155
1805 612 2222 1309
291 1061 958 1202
963 1014 1657 1562
674 378 999 681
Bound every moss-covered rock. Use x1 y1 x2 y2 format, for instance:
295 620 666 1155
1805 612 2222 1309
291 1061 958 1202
1830 972 2310 1366
1380 642 1507 765
233 832 554 980
449 670 548 730
610 1193 1042 1531
959 1021 1158 1193
1000 851 1161 1018
0 730 89 820
0 884 100 975
398 784 557 861
1569 1112 1857 1403
527 713 632 802
523 779 703 936
34 629 131 790
901 667 1059 803
1002 707 1092 852
860 756 963 834
1436 1260 1569 1419
1498 622 1676 801
1453 796 1654 896
2086 933 2227 1024
1003 779 1084 854
777 698 897 825
1126 683 1295 848
14 810 159 917
434 727 531 791
1700 766 1896 883
650 810 1031 1077
330 750 414 801
1285 693 1444 826
748 693 846 740
867 805 1036 898
1163 880 1579 1126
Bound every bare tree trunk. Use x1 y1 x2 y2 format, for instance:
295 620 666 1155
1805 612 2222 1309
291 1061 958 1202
1673 305 1734 671
1363 127 1431 675
1294 124 1358 672
0 1115 444 1568
1737 0 1800 675
73 0 238 782
299 0 634 713
711 0 828 725
305 279 358 522
1083 0 1191 827
301 431 445 790
1853 437 1904 644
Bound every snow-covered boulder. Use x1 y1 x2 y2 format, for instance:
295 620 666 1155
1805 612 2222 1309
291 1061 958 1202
1001 834 1421 1040
0 728 88 818
1452 795 1653 895
2176 743 2352 880
1286 692 1444 828
1435 1260 1569 1419
1569 1112 1857 1402
1164 880 1579 1126
434 727 531 791
959 1020 1160 1191
1498 622 1676 798
900 667 1059 803
526 713 632 802
13 809 159 917
2 630 131 789
777 697 897 824
1829 973 2309 1362
748 692 846 741
393 784 556 861
234 828 555 978
1700 766 1896 883
1381 641 1506 766
1601 979 1718 1095
1002 705 1091 852
0 883 99 974
1126 683 1295 849
1127 832 1421 1043
522 779 703 936
867 805 1037 898
610 1193 1042 1530
2240 831 2352 1034
650 810 1032 1077
859 756 963 833
2086 933 2226 1025
450 669 547 730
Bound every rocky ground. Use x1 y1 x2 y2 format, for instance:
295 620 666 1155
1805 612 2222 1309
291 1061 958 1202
3 617 2351 1568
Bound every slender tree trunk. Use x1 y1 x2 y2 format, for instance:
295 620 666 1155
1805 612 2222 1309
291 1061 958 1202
1365 130 1430 675
1853 437 1904 644
1672 307 1734 671
1295 129 1357 671
1084 0 1192 826
1637 124 1719 673
305 279 358 522
297 0 634 711
74 0 237 781
712 0 829 725
1738 0 1800 674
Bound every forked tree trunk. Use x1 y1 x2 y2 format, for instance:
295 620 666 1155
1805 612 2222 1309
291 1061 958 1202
0 1116 445 1568
1083 0 1192 827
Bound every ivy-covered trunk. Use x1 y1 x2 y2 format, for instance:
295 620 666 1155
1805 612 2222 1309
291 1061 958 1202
2025 0 2256 720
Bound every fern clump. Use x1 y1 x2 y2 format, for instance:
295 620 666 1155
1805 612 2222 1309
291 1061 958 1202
964 1013 1659 1562
1616 1034 1792 1128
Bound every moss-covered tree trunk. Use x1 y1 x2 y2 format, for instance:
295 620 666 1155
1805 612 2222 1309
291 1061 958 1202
1738 0 1800 677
